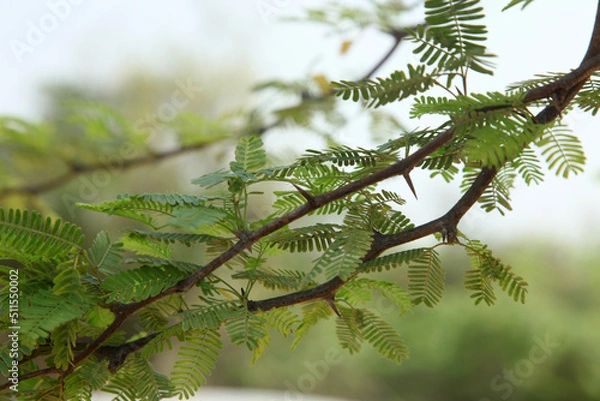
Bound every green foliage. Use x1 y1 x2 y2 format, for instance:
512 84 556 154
332 65 436 108
462 239 528 305
102 355 175 401
536 125 586 178
64 358 111 401
0 209 84 264
408 0 495 79
100 264 187 303
408 248 445 307
303 227 373 284
171 329 222 399
336 306 408 364
502 0 536 11
289 0 411 32
0 0 595 399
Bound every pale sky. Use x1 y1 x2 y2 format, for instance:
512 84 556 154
1 0 599 246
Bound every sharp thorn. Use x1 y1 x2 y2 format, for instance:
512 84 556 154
325 297 341 318
403 172 418 200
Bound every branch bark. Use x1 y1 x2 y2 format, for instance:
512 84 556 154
3 6 600 392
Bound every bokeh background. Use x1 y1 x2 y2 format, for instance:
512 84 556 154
1 1 599 400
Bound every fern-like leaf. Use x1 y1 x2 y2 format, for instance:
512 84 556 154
180 301 244 331
463 268 496 305
292 301 333 350
462 167 514 215
232 267 306 291
129 229 218 247
464 239 528 304
51 321 78 370
302 228 373 284
172 329 222 399
510 146 544 185
78 193 204 229
264 307 300 337
536 125 586 178
359 248 426 273
332 65 436 107
225 311 269 352
266 223 341 253
103 355 174 401
101 265 187 303
88 231 124 276
0 209 84 263
408 248 445 307
64 358 111 401
336 306 364 354
409 0 494 77
230 135 266 173
20 290 85 345
359 308 408 364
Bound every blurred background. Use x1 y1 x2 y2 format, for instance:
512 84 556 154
1 0 599 400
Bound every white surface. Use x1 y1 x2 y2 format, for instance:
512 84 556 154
93 387 355 401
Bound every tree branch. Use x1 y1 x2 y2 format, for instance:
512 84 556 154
0 27 411 202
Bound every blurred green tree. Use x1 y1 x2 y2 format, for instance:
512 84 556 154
1 0 599 400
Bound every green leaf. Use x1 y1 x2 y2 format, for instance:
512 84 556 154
172 329 222 399
332 65 436 108
168 206 228 232
101 265 187 303
359 248 426 273
230 136 266 172
225 311 269 352
102 355 175 401
536 126 586 178
20 290 86 344
502 0 535 11
0 209 84 264
336 306 364 354
88 231 125 276
180 301 243 331
408 248 445 307
292 301 333 350
302 228 373 284
463 239 528 304
359 309 408 364
121 232 173 259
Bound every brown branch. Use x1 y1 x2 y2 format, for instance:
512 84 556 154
0 142 213 198
0 26 411 203
49 126 456 378
7 6 600 390
357 27 415 82
247 167 498 313
522 52 600 105
247 5 600 312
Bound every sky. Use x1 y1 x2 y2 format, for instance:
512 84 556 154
0 0 599 246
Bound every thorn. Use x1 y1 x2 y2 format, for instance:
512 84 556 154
403 172 418 199
292 183 317 206
325 297 341 318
